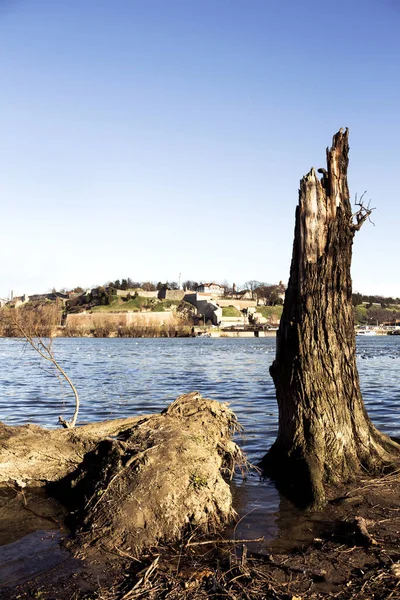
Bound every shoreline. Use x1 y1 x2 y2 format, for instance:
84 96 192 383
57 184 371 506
0 330 278 339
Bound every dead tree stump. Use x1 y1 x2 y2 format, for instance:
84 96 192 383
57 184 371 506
262 129 400 508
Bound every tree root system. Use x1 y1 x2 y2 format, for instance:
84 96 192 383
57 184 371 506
0 393 248 595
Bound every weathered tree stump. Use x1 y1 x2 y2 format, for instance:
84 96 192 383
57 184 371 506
262 129 400 508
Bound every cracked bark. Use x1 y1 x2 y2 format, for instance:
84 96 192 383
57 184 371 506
262 129 400 508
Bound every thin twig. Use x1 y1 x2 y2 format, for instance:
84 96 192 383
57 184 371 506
4 307 80 428
186 536 264 547
351 191 376 231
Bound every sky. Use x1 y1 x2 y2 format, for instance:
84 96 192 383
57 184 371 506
1 0 400 299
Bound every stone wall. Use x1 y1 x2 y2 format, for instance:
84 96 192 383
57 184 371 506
216 298 256 310
157 289 186 301
116 290 158 298
65 310 176 333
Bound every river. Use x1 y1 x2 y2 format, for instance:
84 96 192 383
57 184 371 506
1 336 400 543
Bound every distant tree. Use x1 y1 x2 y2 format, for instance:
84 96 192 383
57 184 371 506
368 307 390 325
220 280 232 297
122 279 140 289
253 284 266 304
73 286 84 294
169 281 179 290
97 286 111 306
142 282 157 292
268 286 281 305
255 284 282 306
113 280 121 290
66 296 80 312
182 280 198 291
352 292 363 306
244 280 262 300
120 279 128 290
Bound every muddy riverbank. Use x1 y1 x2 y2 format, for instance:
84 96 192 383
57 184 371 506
1 469 400 599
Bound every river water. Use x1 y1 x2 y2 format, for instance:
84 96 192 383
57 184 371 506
1 336 400 544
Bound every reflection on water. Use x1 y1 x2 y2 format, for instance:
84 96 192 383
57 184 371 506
0 530 75 587
0 336 399 542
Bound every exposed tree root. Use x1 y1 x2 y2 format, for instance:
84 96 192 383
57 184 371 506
1 393 247 557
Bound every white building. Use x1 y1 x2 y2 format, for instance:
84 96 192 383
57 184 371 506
196 283 224 297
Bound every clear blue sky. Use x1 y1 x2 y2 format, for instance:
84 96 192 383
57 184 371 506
1 0 399 298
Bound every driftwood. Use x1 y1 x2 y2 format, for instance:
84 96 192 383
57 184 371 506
0 393 245 555
352 516 378 547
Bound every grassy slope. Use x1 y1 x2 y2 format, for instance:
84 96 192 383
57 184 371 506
353 304 400 325
91 297 180 313
256 305 283 320
354 305 368 324
222 306 242 317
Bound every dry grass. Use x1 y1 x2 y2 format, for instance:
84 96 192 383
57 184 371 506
64 312 192 338
0 303 61 337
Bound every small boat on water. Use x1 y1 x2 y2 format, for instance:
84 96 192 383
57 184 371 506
356 328 377 336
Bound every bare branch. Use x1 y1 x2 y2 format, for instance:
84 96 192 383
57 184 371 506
2 306 80 428
350 191 376 231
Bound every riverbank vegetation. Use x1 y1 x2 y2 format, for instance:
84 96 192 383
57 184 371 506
0 299 195 339
0 302 59 337
254 300 400 327
64 314 192 338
